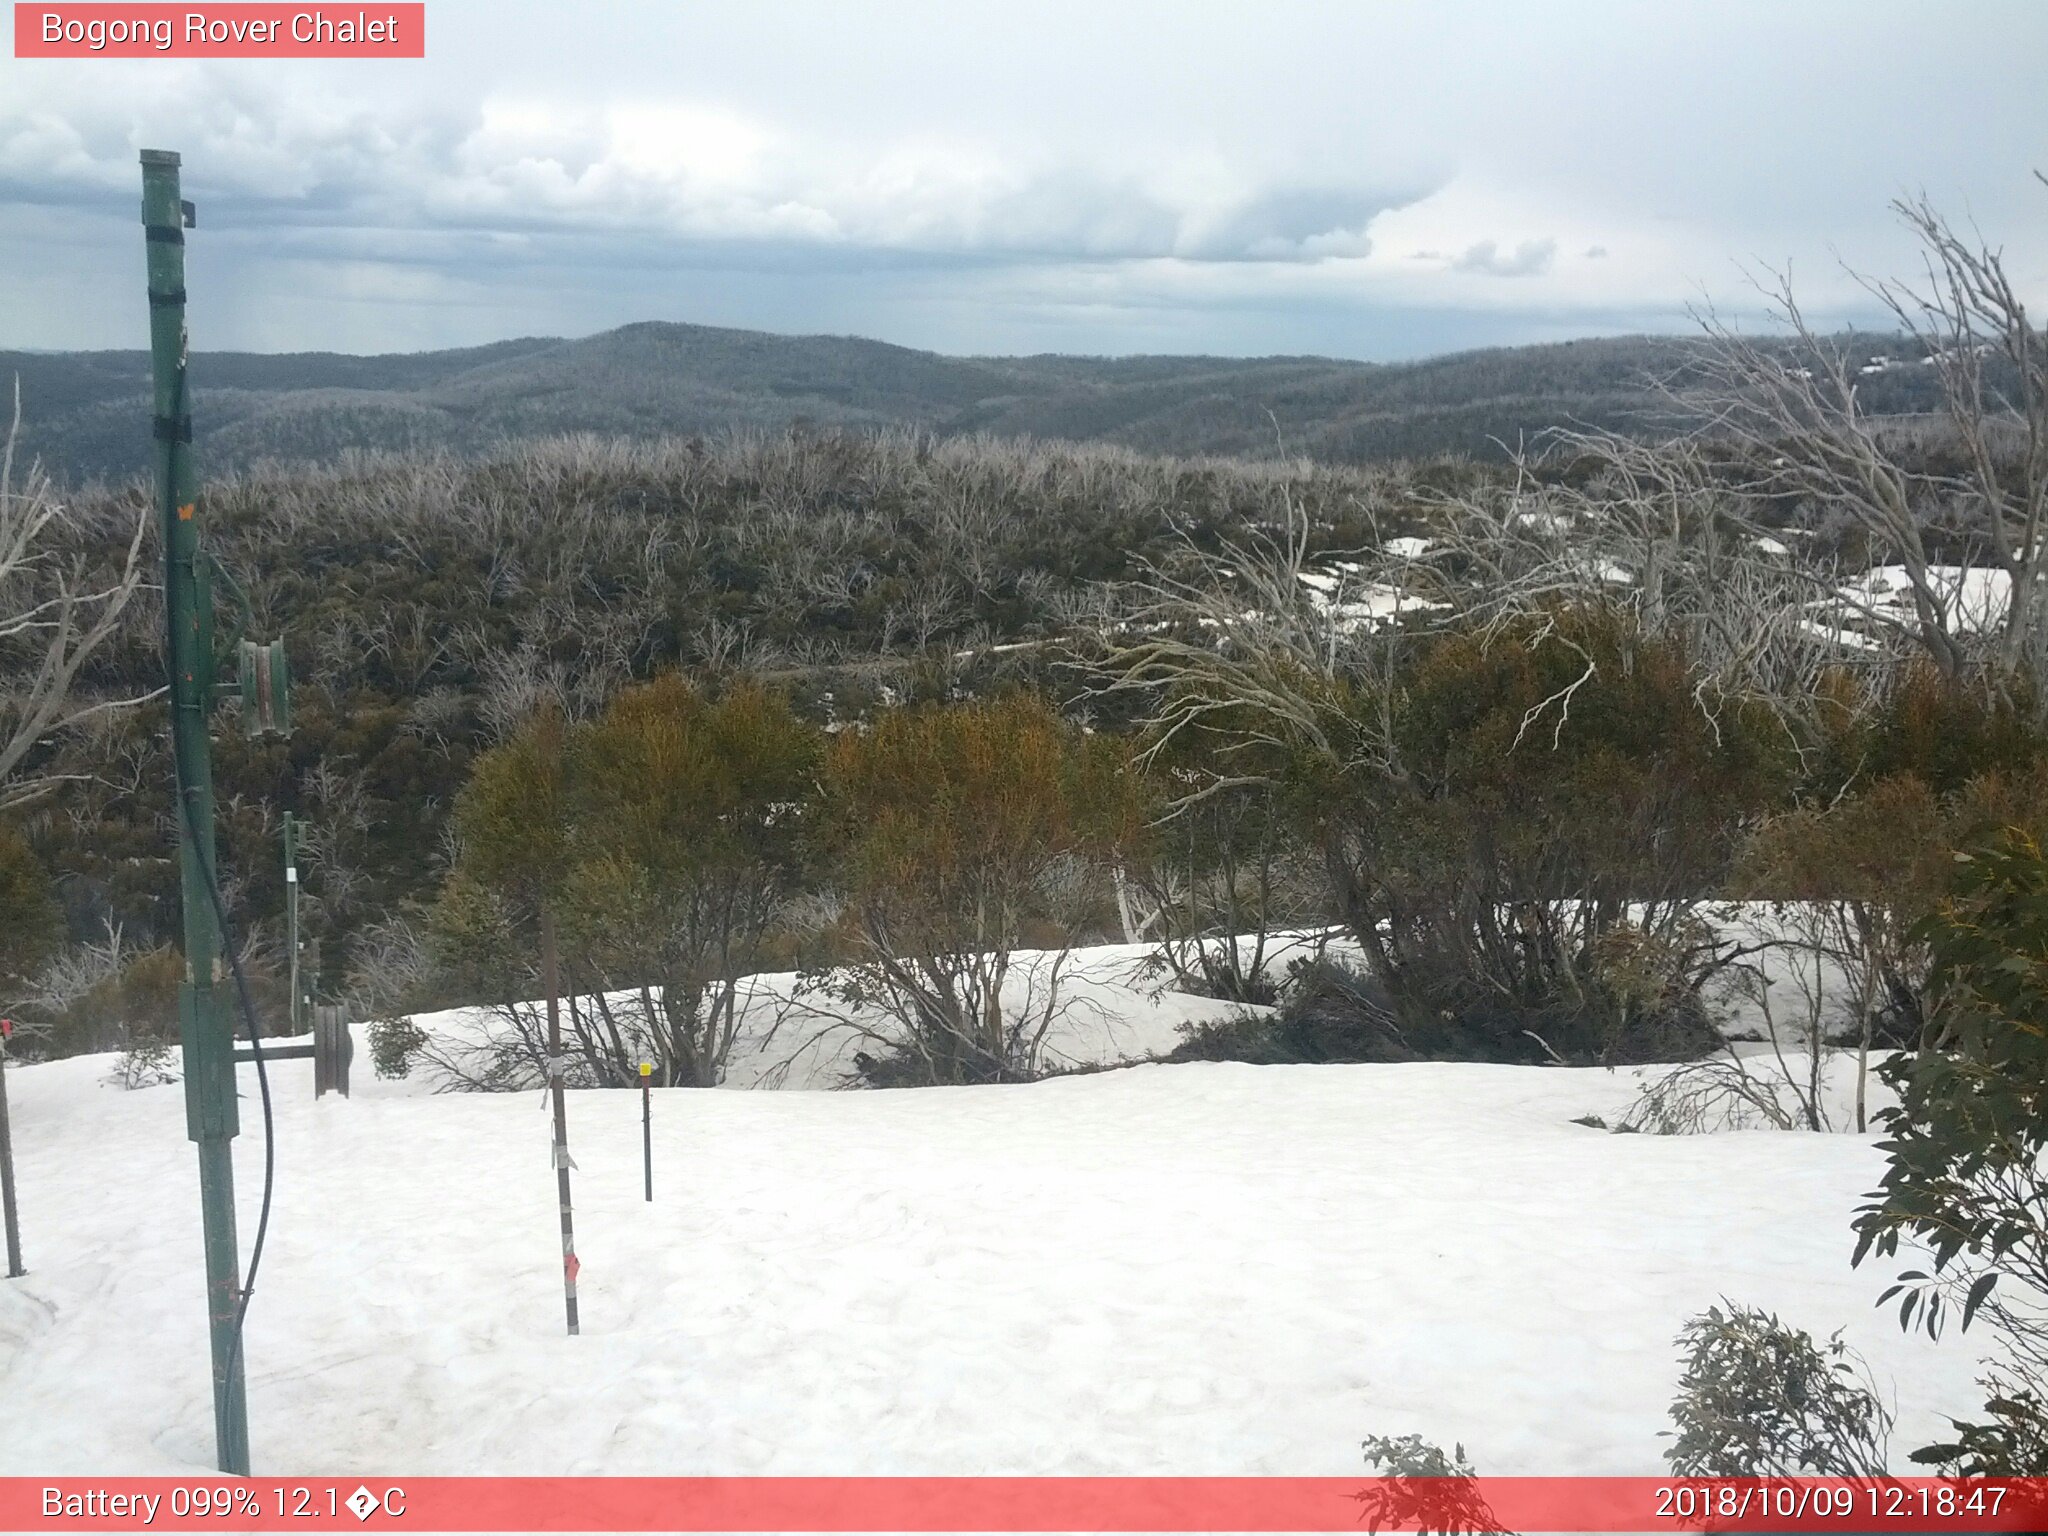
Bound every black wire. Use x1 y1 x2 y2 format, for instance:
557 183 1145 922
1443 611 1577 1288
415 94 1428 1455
162 351 276 1404
183 792 277 1397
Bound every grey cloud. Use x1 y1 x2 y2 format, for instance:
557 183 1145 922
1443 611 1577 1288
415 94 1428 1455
1452 238 1558 278
1176 185 1422 261
0 181 1905 358
925 176 1186 261
5 0 2045 357
0 84 1419 270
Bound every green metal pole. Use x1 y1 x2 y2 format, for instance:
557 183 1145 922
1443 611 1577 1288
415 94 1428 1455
143 147 251 1477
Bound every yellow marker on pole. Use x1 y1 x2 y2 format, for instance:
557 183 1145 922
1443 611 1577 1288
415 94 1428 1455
639 1062 653 1202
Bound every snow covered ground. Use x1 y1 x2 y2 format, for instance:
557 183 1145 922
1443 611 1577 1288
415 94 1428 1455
0 935 1994 1479
1295 539 2020 657
432 906 1848 1097
398 939 1270 1093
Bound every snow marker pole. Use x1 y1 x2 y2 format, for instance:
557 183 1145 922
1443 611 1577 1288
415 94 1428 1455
640 1061 653 1202
543 906 579 1335
284 812 306 1034
0 1032 23 1277
143 148 253 1477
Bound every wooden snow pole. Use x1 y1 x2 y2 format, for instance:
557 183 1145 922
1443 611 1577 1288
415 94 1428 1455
543 906 579 1334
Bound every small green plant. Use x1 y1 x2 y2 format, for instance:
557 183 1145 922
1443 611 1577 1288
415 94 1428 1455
106 1039 177 1090
1910 1379 2048 1475
1663 1302 1892 1476
367 1014 427 1079
1353 1435 1509 1535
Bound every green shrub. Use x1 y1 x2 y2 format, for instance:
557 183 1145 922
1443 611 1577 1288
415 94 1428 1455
1131 725 1304 1005
367 1015 427 1079
443 676 821 1087
1353 1435 1508 1534
1853 828 2048 1472
1165 959 1413 1065
818 691 1139 1086
1294 606 1787 1065
107 1039 178 1090
1910 1386 2048 1476
0 825 62 987
34 944 185 1058
1664 1302 1892 1476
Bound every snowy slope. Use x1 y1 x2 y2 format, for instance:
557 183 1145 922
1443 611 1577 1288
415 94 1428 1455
401 938 1291 1093
0 1032 1990 1478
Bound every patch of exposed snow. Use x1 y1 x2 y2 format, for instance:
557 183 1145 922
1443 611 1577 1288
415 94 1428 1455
1833 565 2011 637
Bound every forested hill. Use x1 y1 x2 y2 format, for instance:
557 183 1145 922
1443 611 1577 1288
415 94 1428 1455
1 322 1942 484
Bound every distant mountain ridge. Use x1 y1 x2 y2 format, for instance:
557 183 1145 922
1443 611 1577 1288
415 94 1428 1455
1 319 1939 484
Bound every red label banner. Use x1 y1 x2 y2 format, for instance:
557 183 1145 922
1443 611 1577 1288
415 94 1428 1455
3 1477 2048 1532
13 5 425 58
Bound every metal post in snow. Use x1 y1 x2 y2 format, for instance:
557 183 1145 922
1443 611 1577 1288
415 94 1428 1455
284 811 305 1035
543 906 579 1334
1 1026 23 1278
640 1060 653 1202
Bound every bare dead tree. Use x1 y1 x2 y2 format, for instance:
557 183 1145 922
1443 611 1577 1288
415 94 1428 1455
0 383 153 810
475 642 575 742
1095 484 1382 809
1415 427 1884 748
1875 187 2048 684
1679 184 2048 696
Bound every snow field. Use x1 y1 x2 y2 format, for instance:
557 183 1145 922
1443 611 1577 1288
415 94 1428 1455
0 1027 1989 1478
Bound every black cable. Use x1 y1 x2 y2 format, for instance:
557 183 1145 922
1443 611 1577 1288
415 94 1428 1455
183 791 277 1396
161 354 276 1402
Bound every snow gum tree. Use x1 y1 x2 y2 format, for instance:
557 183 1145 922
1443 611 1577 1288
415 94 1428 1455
439 678 819 1087
1295 605 1791 1064
560 676 818 1086
1127 723 1308 1005
433 702 578 1086
813 691 1140 1085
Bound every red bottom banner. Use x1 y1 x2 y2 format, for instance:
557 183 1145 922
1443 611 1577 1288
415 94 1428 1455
6 1476 2048 1534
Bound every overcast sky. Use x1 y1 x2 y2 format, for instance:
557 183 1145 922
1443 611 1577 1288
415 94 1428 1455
4 0 2046 359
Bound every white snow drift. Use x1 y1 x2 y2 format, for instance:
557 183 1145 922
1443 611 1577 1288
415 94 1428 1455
0 937 1992 1478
